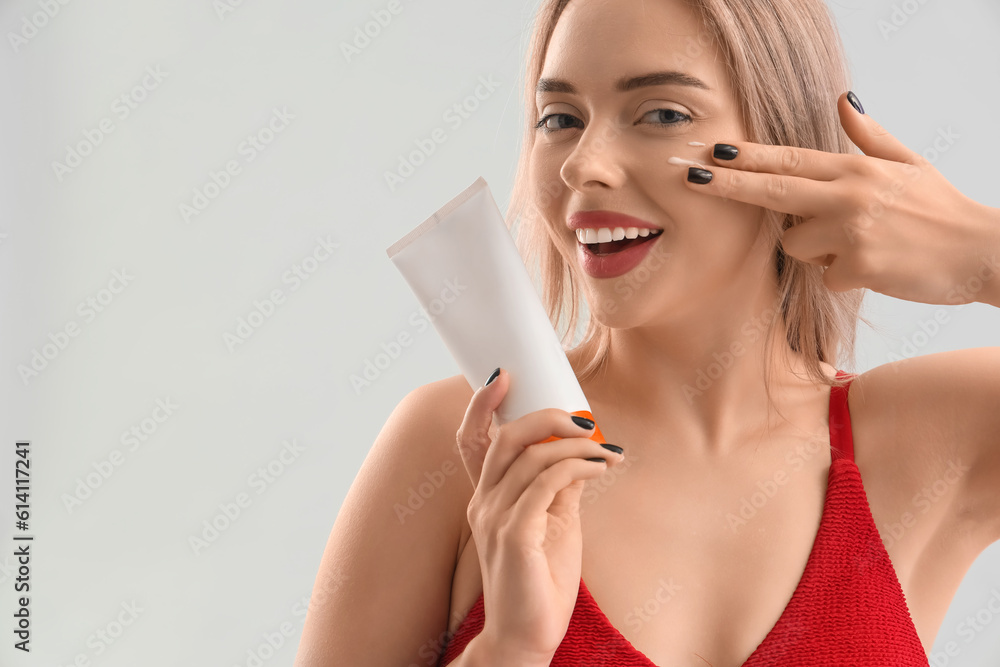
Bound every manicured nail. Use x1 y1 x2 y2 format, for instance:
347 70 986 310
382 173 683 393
585 457 607 463
713 143 738 160
485 367 500 386
847 91 865 115
571 415 595 429
687 167 713 184
600 443 623 455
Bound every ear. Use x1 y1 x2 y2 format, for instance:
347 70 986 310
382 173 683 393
837 91 922 165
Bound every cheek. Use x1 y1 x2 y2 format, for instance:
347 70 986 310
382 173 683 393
658 173 762 237
529 145 562 188
690 190 758 224
528 149 568 226
644 174 764 267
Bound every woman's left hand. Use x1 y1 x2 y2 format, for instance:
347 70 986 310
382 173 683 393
682 91 1000 307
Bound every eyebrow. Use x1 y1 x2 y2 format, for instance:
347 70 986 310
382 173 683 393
536 70 710 95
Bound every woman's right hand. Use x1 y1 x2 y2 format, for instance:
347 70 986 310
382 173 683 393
455 367 624 664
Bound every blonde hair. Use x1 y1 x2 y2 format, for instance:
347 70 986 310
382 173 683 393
504 0 874 402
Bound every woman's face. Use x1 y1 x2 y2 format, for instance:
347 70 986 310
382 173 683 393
530 0 772 328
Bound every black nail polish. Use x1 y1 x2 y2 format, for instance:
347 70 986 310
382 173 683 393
713 143 738 160
571 415 595 429
847 91 865 115
586 457 607 463
687 167 713 184
600 443 623 455
485 367 500 386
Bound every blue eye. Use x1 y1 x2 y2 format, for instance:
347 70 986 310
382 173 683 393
534 108 691 134
534 113 582 133
639 108 691 126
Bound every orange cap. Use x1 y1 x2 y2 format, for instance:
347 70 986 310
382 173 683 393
538 410 606 444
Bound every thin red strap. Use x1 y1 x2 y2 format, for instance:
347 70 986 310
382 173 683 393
829 370 856 463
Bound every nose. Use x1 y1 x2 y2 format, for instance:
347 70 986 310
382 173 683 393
558 118 627 191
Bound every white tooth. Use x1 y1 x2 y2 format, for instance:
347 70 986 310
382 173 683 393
585 228 598 244
638 228 650 237
625 227 639 239
611 227 626 241
576 228 586 244
597 228 612 243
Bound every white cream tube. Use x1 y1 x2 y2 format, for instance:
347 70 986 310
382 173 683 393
386 176 605 444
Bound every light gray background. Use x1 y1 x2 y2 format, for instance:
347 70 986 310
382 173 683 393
0 0 998 665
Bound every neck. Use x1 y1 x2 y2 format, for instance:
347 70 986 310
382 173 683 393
571 297 834 458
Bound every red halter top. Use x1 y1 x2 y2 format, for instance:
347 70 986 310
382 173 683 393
438 370 930 666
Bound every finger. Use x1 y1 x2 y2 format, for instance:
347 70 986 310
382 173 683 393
708 141 844 181
478 407 608 495
487 434 616 512
455 367 509 489
508 457 608 530
837 91 924 166
820 254 867 293
683 163 837 218
779 218 846 267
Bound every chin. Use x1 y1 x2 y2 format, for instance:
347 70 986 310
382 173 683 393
586 294 652 330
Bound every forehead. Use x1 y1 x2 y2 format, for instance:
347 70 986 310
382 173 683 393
539 0 728 95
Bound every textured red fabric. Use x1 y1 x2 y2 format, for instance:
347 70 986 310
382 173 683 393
438 370 930 666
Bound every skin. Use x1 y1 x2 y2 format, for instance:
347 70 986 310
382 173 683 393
294 0 1000 664
443 0 1000 664
531 0 835 460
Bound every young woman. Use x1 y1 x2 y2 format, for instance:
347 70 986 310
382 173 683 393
295 0 1000 665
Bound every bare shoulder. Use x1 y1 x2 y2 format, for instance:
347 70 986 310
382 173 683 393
407 372 477 425
294 374 474 667
376 373 476 532
846 348 1000 552
847 347 1000 427
403 373 478 470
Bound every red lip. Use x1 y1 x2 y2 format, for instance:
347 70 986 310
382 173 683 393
567 210 662 231
576 231 663 279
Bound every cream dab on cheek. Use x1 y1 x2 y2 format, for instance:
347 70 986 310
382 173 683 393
668 141 709 166
667 156 706 167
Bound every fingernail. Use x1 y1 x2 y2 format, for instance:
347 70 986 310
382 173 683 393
687 167 713 184
485 367 500 386
571 415 595 429
600 443 623 455
585 457 607 463
713 143 738 160
847 91 865 115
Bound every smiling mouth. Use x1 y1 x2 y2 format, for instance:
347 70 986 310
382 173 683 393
584 230 663 255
